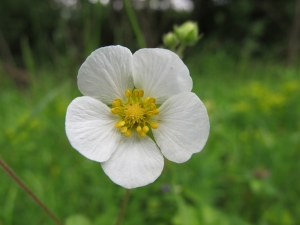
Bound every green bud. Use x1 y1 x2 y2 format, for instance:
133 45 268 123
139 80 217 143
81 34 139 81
163 32 179 48
174 21 199 46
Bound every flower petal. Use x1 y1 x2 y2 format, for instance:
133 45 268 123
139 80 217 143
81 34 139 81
78 46 134 104
66 96 122 162
101 132 164 189
132 48 192 104
152 92 209 163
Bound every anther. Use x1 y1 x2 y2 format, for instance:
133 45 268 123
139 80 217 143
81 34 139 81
112 101 121 107
143 126 149 133
139 90 144 97
121 127 127 133
125 130 132 137
150 103 156 109
143 97 150 103
136 126 142 132
125 89 132 98
115 98 122 104
115 121 125 128
150 122 159 129
134 89 140 97
149 98 156 103
147 111 153 117
111 108 121 114
112 98 122 107
153 109 159 115
139 131 146 138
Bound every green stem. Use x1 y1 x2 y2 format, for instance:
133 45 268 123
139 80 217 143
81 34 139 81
176 44 186 59
123 0 146 48
0 158 64 225
114 189 131 225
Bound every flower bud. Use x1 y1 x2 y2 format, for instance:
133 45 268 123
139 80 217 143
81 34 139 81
163 32 179 48
174 21 199 46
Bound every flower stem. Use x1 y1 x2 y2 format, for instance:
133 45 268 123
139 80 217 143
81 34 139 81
176 44 186 59
114 189 131 225
123 0 146 48
0 158 64 225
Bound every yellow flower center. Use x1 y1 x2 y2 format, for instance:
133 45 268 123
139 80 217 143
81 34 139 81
111 89 159 137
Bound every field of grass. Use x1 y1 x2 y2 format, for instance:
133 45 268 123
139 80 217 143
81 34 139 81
0 49 299 225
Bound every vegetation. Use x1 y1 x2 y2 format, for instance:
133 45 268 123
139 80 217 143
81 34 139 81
0 0 300 224
1 46 299 224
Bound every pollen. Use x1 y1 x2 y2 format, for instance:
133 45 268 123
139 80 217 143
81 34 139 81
111 89 160 138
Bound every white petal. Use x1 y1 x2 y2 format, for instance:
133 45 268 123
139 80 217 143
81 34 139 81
66 96 122 162
152 92 210 163
132 48 192 104
78 46 134 104
101 132 164 189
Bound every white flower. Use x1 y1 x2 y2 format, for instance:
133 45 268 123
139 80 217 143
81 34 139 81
65 46 210 189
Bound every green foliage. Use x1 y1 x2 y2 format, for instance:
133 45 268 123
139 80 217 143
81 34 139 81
65 214 92 225
0 1 299 223
1 0 298 68
0 50 299 225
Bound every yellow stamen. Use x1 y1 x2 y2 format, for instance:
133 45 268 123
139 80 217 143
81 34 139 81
111 89 160 138
136 126 142 132
115 98 122 104
133 89 140 97
115 121 125 128
139 90 144 97
150 103 156 109
112 101 120 107
147 111 153 117
149 98 156 103
125 89 132 98
143 126 149 133
125 130 132 137
153 109 159 115
139 131 146 138
150 122 159 129
121 127 127 133
111 108 121 114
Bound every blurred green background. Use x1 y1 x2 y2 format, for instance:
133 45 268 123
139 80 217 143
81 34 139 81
0 0 300 224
